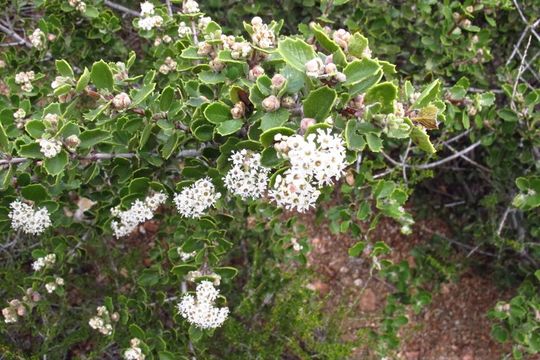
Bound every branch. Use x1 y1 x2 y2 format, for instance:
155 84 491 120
103 0 140 17
382 141 482 170
165 0 173 16
0 22 31 48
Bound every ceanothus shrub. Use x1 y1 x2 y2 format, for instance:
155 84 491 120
0 0 446 357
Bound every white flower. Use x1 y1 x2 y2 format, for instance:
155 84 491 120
262 95 280 112
29 28 45 50
9 201 52 236
332 29 351 50
37 138 62 158
110 192 167 238
140 1 155 16
138 15 163 30
178 22 192 37
2 306 18 323
159 56 177 74
124 338 145 360
198 16 212 30
178 249 196 261
89 306 113 336
223 150 269 200
15 71 35 92
269 129 347 212
13 108 26 120
31 253 56 271
55 277 64 286
182 0 199 14
173 178 221 218
45 282 57 293
177 281 229 329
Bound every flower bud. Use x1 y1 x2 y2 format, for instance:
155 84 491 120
251 16 263 27
230 101 246 119
332 29 351 50
271 74 286 89
335 72 347 82
48 34 57 41
460 19 471 28
325 63 337 75
65 135 81 150
16 305 26 317
210 59 225 72
281 96 295 109
44 113 59 129
465 5 474 13
262 95 280 112
305 58 324 77
111 312 120 322
112 92 131 110
300 117 316 132
248 65 265 81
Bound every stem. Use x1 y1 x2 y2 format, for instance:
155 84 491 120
103 0 140 16
0 22 32 48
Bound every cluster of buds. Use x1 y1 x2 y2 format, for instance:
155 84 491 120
178 248 197 261
51 76 71 90
262 95 280 112
64 134 81 151
154 35 173 46
332 29 351 50
222 35 252 59
13 108 26 129
114 62 129 81
197 16 212 30
159 57 177 75
182 0 200 14
2 288 41 324
291 237 303 252
45 277 65 294
305 56 346 82
248 65 265 81
230 101 246 119
68 0 86 12
250 17 275 49
29 28 46 50
112 92 132 111
178 22 192 38
37 137 63 158
138 1 163 31
15 71 35 92
89 306 118 336
32 253 56 271
123 338 145 360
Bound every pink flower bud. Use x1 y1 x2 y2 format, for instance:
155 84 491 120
112 92 131 110
262 95 280 112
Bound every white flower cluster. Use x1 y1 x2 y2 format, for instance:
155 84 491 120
9 200 52 235
138 2 163 31
124 338 145 360
223 150 269 200
198 16 212 30
221 35 252 59
68 0 86 12
178 248 196 261
269 129 347 212
177 281 229 329
291 237 303 252
159 56 177 74
182 0 200 14
111 192 167 238
173 178 221 218
186 270 221 285
250 17 275 49
32 253 56 271
45 277 64 293
29 28 45 50
51 76 70 90
15 71 35 92
153 35 172 46
37 137 62 158
89 306 114 336
332 29 351 50
14 108 26 128
178 22 192 37
305 57 346 82
2 289 40 324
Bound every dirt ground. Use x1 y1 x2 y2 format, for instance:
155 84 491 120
305 216 518 360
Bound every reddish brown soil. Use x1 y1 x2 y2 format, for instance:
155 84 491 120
305 216 517 360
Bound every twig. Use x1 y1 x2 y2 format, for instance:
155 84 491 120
400 139 412 183
443 142 491 172
165 0 173 16
511 34 533 110
496 206 514 236
103 0 140 17
0 22 32 48
382 141 482 170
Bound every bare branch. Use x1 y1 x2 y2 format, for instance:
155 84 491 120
103 0 140 16
0 22 32 48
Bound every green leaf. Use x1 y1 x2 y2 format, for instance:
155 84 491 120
18 143 43 158
25 120 46 139
53 84 72 97
171 264 197 277
365 133 383 152
204 102 231 124
90 60 114 91
79 129 110 149
214 266 239 279
76 67 91 92
260 109 289 131
497 109 518 122
348 33 369 58
132 82 156 106
216 120 243 136
260 127 295 147
278 37 317 72
410 126 436 154
129 324 146 339
343 59 381 86
21 184 49 202
158 351 176 360
412 80 441 109
198 70 227 84
491 325 508 343
348 241 365 257
138 268 160 287
55 59 74 78
159 86 175 111
303 86 337 121
365 82 397 114
43 151 69 176
161 133 179 159
345 119 366 150
0 122 8 151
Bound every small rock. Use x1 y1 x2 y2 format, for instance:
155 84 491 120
359 288 377 312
